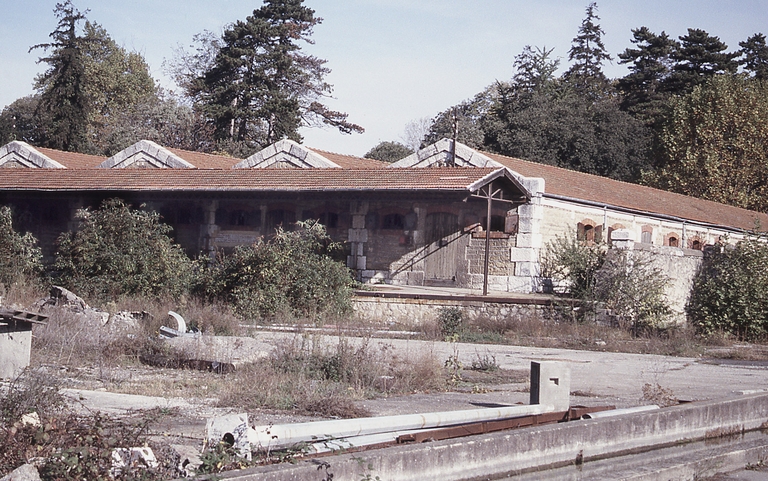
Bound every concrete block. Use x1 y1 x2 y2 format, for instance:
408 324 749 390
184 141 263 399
515 261 539 278
510 248 537 263
530 361 570 412
517 204 544 220
352 215 366 229
516 233 543 249
347 229 368 243
356 256 366 270
522 177 545 195
517 215 536 234
206 413 251 458
0 325 32 380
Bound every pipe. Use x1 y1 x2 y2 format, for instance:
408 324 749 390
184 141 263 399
581 405 660 420
248 403 554 450
306 428 438 454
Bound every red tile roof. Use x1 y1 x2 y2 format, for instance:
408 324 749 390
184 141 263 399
36 148 105 169
0 167 499 192
485 152 768 232
309 148 387 168
167 148 241 169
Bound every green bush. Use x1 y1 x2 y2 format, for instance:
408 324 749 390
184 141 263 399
541 233 605 300
687 238 768 340
198 220 354 320
0 205 43 289
54 198 194 301
594 250 671 333
542 233 671 330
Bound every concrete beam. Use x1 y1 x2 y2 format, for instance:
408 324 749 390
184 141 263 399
207 393 768 481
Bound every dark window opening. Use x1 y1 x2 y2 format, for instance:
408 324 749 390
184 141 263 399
267 209 296 230
482 215 506 232
691 240 702 250
319 212 339 228
382 213 405 230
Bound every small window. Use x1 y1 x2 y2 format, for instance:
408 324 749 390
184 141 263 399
577 221 602 243
382 213 405 230
641 231 653 244
668 236 678 247
691 240 702 250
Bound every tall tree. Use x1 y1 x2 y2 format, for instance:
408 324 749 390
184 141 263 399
664 28 739 94
30 1 92 152
188 0 362 151
564 2 612 98
617 27 677 124
648 75 768 212
512 45 560 94
740 33 768 80
80 21 157 152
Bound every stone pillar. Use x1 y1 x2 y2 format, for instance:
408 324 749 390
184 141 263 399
202 200 218 259
509 177 545 293
348 201 369 278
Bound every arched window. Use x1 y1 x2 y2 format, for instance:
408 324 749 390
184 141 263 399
668 236 678 247
577 220 602 243
640 226 653 244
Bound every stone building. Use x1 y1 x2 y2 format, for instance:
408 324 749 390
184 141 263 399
1 137 766 319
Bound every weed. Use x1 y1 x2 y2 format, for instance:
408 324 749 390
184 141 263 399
470 352 499 372
641 382 678 407
438 307 464 339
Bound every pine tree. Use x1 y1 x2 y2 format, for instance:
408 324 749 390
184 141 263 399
664 28 739 94
564 2 612 98
512 45 560 94
617 27 677 124
194 0 362 150
740 33 768 80
30 1 92 152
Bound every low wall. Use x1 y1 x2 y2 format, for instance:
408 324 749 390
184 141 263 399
202 393 768 481
352 292 550 329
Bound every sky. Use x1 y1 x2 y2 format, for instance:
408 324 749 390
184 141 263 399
1 0 766 157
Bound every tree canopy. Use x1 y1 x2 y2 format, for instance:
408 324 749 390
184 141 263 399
647 75 768 212
176 0 362 154
364 141 413 163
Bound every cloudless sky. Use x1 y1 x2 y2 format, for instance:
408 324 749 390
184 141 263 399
1 0 766 156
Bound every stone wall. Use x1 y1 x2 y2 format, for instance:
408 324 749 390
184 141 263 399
352 295 544 330
607 241 703 324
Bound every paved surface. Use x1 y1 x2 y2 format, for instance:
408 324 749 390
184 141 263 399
244 332 768 412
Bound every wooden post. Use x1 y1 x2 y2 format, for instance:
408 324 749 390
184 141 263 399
483 181 492 295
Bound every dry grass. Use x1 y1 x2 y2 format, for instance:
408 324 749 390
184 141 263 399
217 335 445 417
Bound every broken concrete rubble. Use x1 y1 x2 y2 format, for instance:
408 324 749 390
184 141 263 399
110 447 158 478
0 464 41 481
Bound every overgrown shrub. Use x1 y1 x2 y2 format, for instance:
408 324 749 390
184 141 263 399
0 205 43 291
687 237 768 340
541 233 671 330
54 198 194 301
594 250 671 333
197 220 354 321
437 307 464 339
541 233 605 300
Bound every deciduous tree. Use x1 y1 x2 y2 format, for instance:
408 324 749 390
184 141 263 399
648 75 768 211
